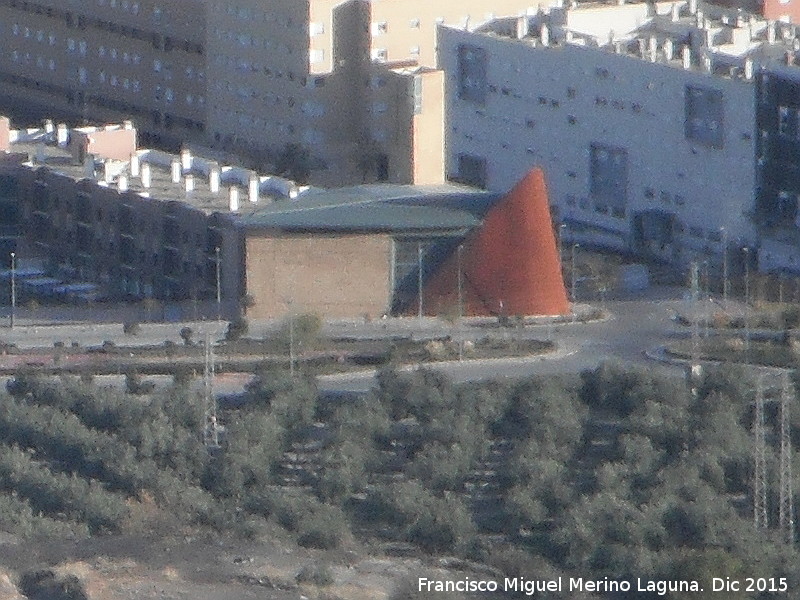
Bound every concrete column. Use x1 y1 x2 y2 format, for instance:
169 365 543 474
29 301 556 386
664 38 674 60
57 123 69 147
130 153 140 177
744 57 754 79
209 165 220 194
171 159 181 184
184 174 195 193
180 148 191 171
118 175 128 192
229 186 240 211
248 174 259 203
141 162 151 188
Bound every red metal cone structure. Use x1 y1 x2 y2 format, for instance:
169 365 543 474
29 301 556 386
423 167 569 316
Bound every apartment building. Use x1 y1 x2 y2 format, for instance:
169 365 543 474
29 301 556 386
439 0 800 272
1 117 567 319
0 0 536 187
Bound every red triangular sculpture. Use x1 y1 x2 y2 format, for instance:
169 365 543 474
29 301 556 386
423 167 569 316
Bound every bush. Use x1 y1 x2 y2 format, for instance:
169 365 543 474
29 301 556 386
783 305 800 329
406 494 476 554
19 570 89 600
275 313 323 352
225 317 249 341
123 321 140 336
273 494 349 549
295 563 334 586
170 364 194 386
179 326 194 346
125 372 155 395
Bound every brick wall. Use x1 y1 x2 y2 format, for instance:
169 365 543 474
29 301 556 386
245 233 393 319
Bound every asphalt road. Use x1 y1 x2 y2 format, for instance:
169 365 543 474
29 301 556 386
0 286 694 394
319 287 691 393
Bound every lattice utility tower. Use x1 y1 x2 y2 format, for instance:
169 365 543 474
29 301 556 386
754 372 768 530
752 369 796 544
779 372 795 544
203 332 220 450
686 262 702 394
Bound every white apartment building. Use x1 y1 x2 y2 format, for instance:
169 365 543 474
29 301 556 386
0 0 539 187
439 0 800 272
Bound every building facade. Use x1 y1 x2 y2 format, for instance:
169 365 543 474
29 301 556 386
439 0 800 272
2 117 567 319
0 0 536 187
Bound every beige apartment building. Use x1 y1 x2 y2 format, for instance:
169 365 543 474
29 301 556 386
0 0 536 186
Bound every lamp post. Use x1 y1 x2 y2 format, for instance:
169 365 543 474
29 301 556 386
9 252 15 329
721 227 729 306
457 244 464 362
744 247 750 357
558 223 566 267
288 298 295 378
214 246 221 322
417 241 423 321
571 243 580 303
571 243 579 322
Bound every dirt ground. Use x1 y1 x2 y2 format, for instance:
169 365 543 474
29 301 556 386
0 529 486 600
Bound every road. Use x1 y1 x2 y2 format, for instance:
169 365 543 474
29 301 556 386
319 287 692 393
0 286 695 394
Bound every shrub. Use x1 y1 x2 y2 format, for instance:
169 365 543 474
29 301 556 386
125 372 155 395
783 305 800 329
225 317 249 341
405 493 476 554
296 563 334 586
19 570 89 600
179 326 194 346
273 494 349 549
170 364 194 386
275 313 323 352
123 321 140 336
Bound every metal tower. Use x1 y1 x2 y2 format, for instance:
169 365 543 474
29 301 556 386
687 262 702 393
779 371 795 544
754 372 768 530
203 332 220 449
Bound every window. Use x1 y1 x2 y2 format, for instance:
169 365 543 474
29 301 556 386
309 22 324 36
371 48 388 62
778 190 798 224
309 49 324 64
371 22 388 35
685 85 724 148
457 154 488 189
457 45 487 105
410 18 421 28
413 75 423 114
590 143 628 213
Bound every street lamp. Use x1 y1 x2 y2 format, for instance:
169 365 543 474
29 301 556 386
214 246 221 322
558 223 566 266
721 226 729 306
9 252 15 329
571 243 580 323
288 298 295 377
417 241 423 321
457 244 464 361
743 247 750 357
571 243 580 303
